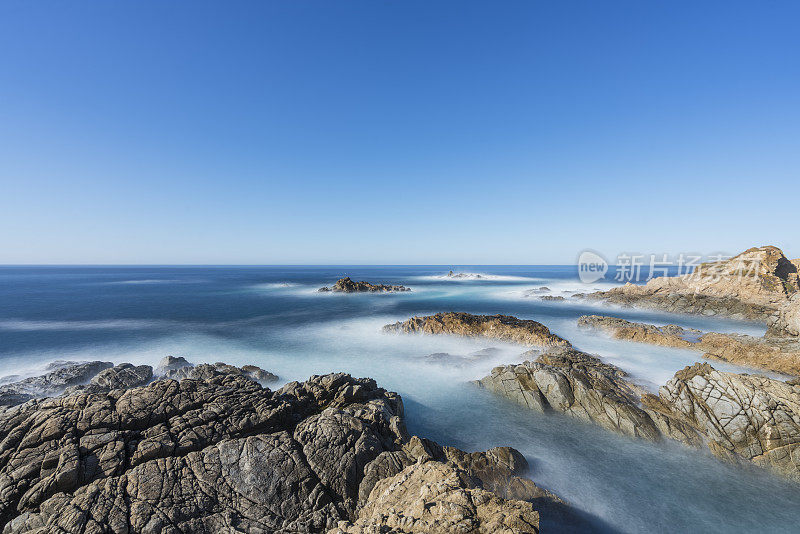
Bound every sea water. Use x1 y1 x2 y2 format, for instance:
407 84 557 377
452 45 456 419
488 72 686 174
1 265 797 533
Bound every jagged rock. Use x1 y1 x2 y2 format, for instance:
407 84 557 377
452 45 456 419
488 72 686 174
329 461 540 534
0 361 112 406
155 360 279 383
319 277 410 293
65 363 154 395
539 295 565 301
383 313 570 348
641 363 800 480
0 367 553 533
585 246 799 321
154 355 192 376
768 293 800 337
579 314 800 376
475 347 660 440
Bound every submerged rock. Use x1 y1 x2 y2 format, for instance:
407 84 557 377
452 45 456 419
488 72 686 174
383 312 571 348
319 277 410 293
579 314 800 376
585 246 800 321
0 366 553 533
0 360 113 406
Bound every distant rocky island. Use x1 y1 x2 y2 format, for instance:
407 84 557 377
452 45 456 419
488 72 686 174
0 357 567 533
319 277 410 293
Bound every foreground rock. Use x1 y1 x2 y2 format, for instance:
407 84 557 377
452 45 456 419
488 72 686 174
642 363 800 480
579 314 800 376
319 277 410 293
583 246 800 321
0 366 556 533
0 361 112 406
384 313 570 348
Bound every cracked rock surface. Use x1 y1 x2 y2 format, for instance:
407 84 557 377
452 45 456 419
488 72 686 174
0 367 550 533
642 363 800 480
475 347 662 440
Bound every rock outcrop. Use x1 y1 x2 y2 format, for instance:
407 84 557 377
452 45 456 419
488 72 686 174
641 363 800 480
319 277 410 293
0 366 553 533
475 347 662 440
768 293 800 337
0 361 113 406
475 345 800 479
578 314 800 376
330 461 539 534
584 246 800 321
383 313 570 348
153 356 279 383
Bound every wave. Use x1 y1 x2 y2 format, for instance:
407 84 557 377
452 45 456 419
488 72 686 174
413 272 538 282
252 282 301 290
0 319 179 331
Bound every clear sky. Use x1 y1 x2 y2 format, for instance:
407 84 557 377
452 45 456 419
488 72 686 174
1 1 798 264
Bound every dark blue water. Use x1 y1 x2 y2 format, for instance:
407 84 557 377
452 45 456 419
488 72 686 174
0 266 795 533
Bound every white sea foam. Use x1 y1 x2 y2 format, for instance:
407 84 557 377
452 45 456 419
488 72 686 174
413 272 539 282
0 319 181 331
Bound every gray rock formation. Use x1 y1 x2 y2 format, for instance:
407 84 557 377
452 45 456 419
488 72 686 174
0 361 112 406
476 345 800 479
579 314 800 376
0 367 553 533
584 246 799 321
475 347 661 440
319 277 410 293
384 313 571 348
154 357 279 383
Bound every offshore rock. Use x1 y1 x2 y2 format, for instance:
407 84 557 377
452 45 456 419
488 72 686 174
319 277 410 293
0 367 552 533
585 246 800 321
383 313 570 348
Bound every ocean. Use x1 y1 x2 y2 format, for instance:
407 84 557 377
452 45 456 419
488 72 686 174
1 265 797 533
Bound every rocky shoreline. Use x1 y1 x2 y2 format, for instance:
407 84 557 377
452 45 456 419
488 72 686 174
578 314 800 376
386 311 800 481
319 277 410 293
0 356 589 533
580 246 800 322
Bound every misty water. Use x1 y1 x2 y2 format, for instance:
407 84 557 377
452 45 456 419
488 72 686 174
1 266 798 533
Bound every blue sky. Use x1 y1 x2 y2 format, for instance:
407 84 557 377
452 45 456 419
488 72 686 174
1 1 798 264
